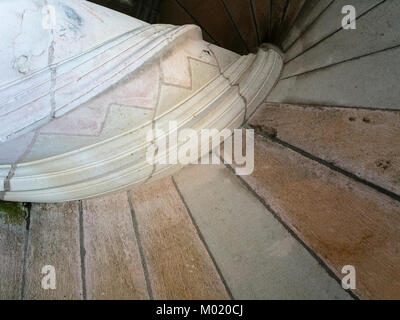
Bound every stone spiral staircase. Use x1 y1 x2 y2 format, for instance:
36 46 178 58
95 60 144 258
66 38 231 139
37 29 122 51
1 0 400 300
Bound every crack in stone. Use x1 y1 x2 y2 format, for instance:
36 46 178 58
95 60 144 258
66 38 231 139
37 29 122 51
48 37 57 119
45 0 57 119
1 130 39 199
143 62 163 184
3 164 16 193
207 44 249 124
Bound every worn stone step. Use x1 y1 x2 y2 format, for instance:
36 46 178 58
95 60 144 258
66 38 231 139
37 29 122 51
82 193 149 300
283 0 383 62
130 177 230 300
249 103 400 196
173 164 351 299
282 0 333 52
24 202 83 300
220 0 258 51
175 0 248 54
282 0 400 79
228 134 400 299
276 0 306 45
0 202 27 299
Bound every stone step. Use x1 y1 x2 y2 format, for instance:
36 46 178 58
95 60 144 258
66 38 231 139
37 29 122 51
227 134 400 299
130 177 230 300
24 202 83 300
82 193 148 300
248 103 400 196
1 182 230 300
0 202 27 299
173 164 350 299
2 114 400 299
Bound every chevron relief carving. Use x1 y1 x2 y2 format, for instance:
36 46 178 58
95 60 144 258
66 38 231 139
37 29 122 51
38 43 219 139
39 63 160 137
7 55 220 164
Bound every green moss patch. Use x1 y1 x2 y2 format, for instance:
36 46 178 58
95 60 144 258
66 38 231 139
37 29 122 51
0 201 28 226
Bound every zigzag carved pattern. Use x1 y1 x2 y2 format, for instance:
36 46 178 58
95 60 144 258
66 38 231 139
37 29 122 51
1 49 220 165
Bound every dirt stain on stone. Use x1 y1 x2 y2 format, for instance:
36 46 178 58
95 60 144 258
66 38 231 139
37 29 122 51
251 124 278 138
375 159 391 170
63 5 83 32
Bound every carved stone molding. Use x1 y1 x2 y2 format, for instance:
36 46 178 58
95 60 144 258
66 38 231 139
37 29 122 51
0 0 282 202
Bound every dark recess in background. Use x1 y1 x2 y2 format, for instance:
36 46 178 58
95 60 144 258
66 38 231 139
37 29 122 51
88 0 308 54
88 0 161 23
